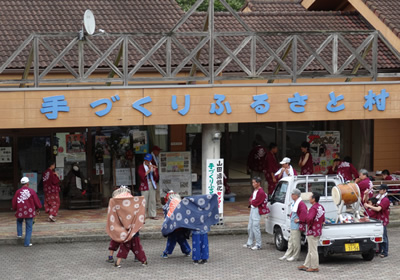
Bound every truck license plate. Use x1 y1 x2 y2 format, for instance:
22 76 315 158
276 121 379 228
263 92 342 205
345 243 360 252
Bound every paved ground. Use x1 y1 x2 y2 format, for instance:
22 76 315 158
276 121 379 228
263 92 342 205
2 229 399 280
2 184 400 245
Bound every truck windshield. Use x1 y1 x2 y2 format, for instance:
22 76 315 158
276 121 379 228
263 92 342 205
296 181 336 196
271 181 289 203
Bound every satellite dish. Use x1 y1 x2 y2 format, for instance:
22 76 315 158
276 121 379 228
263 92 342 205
83 10 96 35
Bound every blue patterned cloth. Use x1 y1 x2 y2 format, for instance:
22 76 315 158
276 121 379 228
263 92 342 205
161 194 219 236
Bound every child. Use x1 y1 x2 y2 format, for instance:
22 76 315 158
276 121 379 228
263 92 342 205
113 233 147 268
192 230 209 264
161 194 219 265
106 186 147 268
12 177 42 247
161 191 191 258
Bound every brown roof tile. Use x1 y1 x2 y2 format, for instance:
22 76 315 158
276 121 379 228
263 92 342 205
242 0 305 12
0 0 398 74
362 0 400 38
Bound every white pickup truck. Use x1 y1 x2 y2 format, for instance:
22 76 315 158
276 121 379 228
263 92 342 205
265 175 384 261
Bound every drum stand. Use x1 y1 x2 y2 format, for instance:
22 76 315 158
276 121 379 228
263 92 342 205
335 198 361 223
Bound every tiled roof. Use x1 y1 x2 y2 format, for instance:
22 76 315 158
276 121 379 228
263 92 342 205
362 0 400 38
0 0 398 74
242 0 306 12
0 0 184 68
181 11 399 72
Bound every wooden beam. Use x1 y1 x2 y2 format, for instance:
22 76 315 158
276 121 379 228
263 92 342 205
19 46 34 88
345 40 373 82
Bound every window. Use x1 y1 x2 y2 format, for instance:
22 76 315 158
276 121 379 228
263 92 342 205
295 181 336 196
271 181 288 203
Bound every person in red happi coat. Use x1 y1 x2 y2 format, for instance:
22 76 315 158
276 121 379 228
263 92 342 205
264 142 280 195
299 141 313 175
42 161 61 222
12 177 42 247
337 156 358 182
298 192 325 273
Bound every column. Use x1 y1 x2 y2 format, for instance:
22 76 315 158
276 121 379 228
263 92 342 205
202 124 221 194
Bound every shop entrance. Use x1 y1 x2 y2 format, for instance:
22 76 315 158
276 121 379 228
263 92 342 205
18 136 52 204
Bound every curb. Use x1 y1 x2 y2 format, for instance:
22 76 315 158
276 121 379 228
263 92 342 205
0 227 249 246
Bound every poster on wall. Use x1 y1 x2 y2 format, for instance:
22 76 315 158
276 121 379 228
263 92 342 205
95 136 110 158
131 131 149 154
206 159 224 217
115 168 136 186
307 131 340 174
0 147 12 163
54 168 64 181
96 163 105 175
66 134 85 153
159 152 191 197
22 172 38 192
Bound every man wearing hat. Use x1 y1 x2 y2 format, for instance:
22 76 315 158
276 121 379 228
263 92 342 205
151 145 162 168
275 157 296 180
279 188 307 261
364 184 390 258
138 153 159 220
12 177 42 247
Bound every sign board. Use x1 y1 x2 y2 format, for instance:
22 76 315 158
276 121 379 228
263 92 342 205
307 131 340 174
22 172 38 192
96 163 105 175
0 184 13 200
159 152 191 197
206 159 224 217
115 168 135 186
0 147 12 163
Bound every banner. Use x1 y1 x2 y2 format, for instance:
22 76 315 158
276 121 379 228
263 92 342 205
307 131 340 174
159 152 192 197
206 159 224 216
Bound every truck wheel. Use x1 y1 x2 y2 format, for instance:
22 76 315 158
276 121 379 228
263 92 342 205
362 250 375 261
274 228 287 251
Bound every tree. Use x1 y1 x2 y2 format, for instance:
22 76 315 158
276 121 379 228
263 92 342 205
176 0 245 12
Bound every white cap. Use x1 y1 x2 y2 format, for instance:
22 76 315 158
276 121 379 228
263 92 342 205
280 157 291 164
20 177 29 184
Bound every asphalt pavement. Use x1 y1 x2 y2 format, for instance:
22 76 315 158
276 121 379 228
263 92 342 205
1 229 399 280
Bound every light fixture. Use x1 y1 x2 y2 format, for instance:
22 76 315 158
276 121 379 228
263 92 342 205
212 131 222 141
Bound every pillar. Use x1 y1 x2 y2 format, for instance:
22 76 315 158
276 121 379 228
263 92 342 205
202 124 221 194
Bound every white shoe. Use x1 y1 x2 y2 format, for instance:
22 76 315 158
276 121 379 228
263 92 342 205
279 256 287 261
17 236 22 238
287 257 296 262
251 246 261 250
243 244 251 249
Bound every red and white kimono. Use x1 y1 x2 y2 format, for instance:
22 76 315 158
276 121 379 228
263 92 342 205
247 145 267 173
264 151 280 195
337 162 358 182
300 152 313 175
306 203 325 237
357 177 374 203
42 168 61 217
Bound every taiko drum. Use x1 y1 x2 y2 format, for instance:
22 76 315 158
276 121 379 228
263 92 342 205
332 183 360 205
